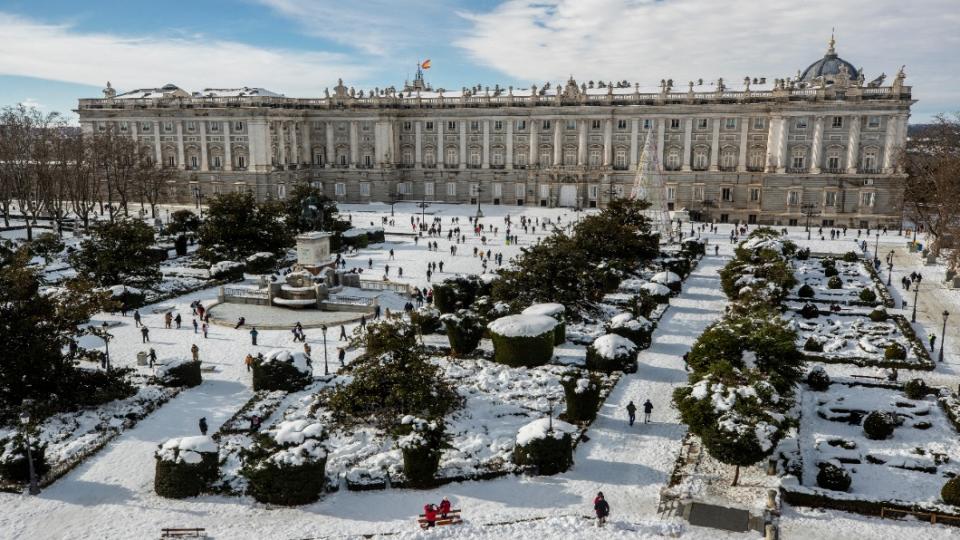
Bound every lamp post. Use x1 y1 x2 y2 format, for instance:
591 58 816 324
96 321 113 372
192 185 204 219
19 408 39 495
887 255 893 286
940 310 950 363
874 232 880 264
320 324 329 376
911 282 920 323
474 185 484 221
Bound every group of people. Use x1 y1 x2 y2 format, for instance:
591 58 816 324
421 497 454 528
625 400 654 426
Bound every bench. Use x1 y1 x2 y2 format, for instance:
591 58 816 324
417 509 463 529
160 528 206 538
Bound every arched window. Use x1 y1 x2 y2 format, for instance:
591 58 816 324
614 149 627 170
666 147 681 170
423 148 435 167
446 147 458 166
861 147 879 172
692 147 708 170
563 148 577 165
469 147 481 167
720 147 737 170
589 148 601 166
791 146 807 170
748 147 765 170
539 148 552 166
826 145 843 171
402 149 414 167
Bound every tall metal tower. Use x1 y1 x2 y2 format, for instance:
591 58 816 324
630 125 672 240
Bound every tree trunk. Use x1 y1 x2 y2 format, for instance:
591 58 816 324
24 219 32 242
732 465 741 486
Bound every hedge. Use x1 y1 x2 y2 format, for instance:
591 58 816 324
154 439 219 499
433 276 483 314
252 354 312 392
513 432 574 476
586 336 638 373
806 366 831 391
244 458 327 506
156 359 202 388
487 316 556 368
521 303 567 345
863 411 897 440
440 310 485 356
943 477 960 506
0 438 49 484
561 374 602 422
816 462 851 492
410 307 442 335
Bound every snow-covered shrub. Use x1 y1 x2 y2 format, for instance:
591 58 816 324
870 308 890 322
795 247 811 260
433 276 484 314
397 418 445 489
863 411 898 440
800 303 820 319
797 284 815 298
252 350 312 392
827 276 843 289
440 309 485 356
942 477 960 506
0 435 49 483
903 378 929 400
209 260 245 280
816 461 851 492
806 367 831 391
663 258 692 280
652 271 683 293
487 315 557 368
607 312 653 350
104 285 146 311
522 303 567 345
858 288 877 303
155 357 202 388
884 343 907 361
410 306 442 335
244 251 276 274
586 333 638 373
824 266 839 278
242 420 327 505
804 337 825 353
561 373 602 422
512 418 576 476
681 239 706 257
842 251 859 263
636 285 670 317
356 318 417 357
154 436 219 499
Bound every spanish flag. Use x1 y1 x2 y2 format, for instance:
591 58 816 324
421 59 431 70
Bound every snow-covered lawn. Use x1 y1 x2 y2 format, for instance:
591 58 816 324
792 258 878 305
788 312 931 369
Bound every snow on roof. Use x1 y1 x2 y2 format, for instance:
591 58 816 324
651 271 681 284
156 435 217 463
516 417 577 446
521 303 566 319
196 87 282 98
263 349 312 374
591 334 638 359
487 314 558 338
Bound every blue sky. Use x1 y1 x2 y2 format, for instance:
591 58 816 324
1 0 957 123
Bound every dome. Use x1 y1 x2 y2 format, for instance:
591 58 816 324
799 35 858 84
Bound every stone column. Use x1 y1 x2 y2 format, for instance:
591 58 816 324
415 120 423 168
810 116 824 174
709 118 720 171
223 121 232 171
529 119 538 166
459 120 467 169
175 121 185 170
199 121 208 171
882 115 897 173
776 117 788 174
349 121 359 167
248 119 271 172
846 115 861 174
737 117 748 172
896 114 910 172
437 118 444 169
154 120 162 164
681 117 693 171
325 122 334 168
603 118 613 167
290 122 299 165
552 120 562 165
577 120 587 166
656 118 665 168
765 116 779 172
506 119 513 169
302 121 311 166
482 119 490 168
629 118 639 168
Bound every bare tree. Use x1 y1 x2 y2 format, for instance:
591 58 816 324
66 131 98 231
91 126 139 220
48 128 79 236
134 152 175 219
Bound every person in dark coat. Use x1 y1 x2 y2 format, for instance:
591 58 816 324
360 315 367 329
250 327 259 346
133 310 142 327
626 401 637 426
149 348 157 368
141 326 150 343
235 316 246 329
593 492 610 527
338 347 346 366
198 417 208 436
339 324 347 340
643 399 653 423
174 313 182 329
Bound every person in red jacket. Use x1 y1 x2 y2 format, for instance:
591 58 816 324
438 497 451 517
423 503 437 528
593 491 610 527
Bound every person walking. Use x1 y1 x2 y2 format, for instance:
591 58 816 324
682 352 690 372
374 305 381 320
141 326 150 343
304 342 312 357
235 316 246 329
192 318 198 333
191 343 199 362
339 324 347 341
202 322 209 339
643 399 653 423
250 327 259 346
133 309 142 327
626 401 637 426
174 313 182 329
198 417 208 436
930 333 937 352
245 353 254 372
593 492 610 528
164 312 173 329
338 347 346 367
360 314 367 330
148 348 157 369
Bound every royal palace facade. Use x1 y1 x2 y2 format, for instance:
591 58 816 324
77 39 913 227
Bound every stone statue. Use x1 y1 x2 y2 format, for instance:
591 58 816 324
300 194 324 230
868 73 886 87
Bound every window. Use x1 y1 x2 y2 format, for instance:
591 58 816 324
142 122 151 131
563 148 577 165
788 191 801 206
364 154 373 168
725 118 737 129
277 184 286 198
426 121 434 131
446 148 458 166
403 121 412 131
402 150 414 166
643 119 651 130
360 183 371 196
753 117 765 129
397 182 408 195
469 149 481 167
190 156 198 169
614 149 626 169
515 183 525 198
447 182 456 196
237 155 246 168
540 151 551 165
589 185 599 199
166 155 175 167
697 118 708 129
749 188 761 202
791 147 806 169
338 154 348 166
589 149 601 166
470 121 480 131
670 118 681 129
666 148 681 170
515 152 527 166
693 148 708 170
447 121 457 131
795 117 808 130
187 121 196 132
666 186 676 201
210 123 219 132
862 148 879 170
721 148 737 169
335 183 346 196
827 149 841 170
721 188 733 202
494 120 503 131
234 121 244 131
566 120 576 130
861 192 875 207
119 122 128 132
213 156 222 169
493 183 502 197
825 191 837 206
693 186 704 201
164 122 173 132
314 152 324 166
749 149 765 169
831 116 843 128
592 120 601 130
542 120 551 130
617 119 627 130
492 150 504 166
868 116 881 128
539 185 550 199
424 149 435 167
516 120 526 131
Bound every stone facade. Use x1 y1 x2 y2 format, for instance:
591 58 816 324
77 43 914 227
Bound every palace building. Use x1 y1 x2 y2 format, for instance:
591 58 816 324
76 38 913 227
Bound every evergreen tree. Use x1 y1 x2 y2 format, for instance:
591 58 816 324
282 183 351 234
69 219 162 288
197 192 293 262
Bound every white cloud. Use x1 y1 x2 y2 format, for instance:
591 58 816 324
0 12 370 97
19 97 44 110
456 0 960 120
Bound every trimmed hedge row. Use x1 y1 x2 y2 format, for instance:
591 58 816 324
154 451 219 499
512 432 574 476
489 329 555 368
244 458 328 506
561 374 602 422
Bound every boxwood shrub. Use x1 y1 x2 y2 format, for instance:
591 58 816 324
433 276 483 313
884 343 907 361
156 358 202 388
607 313 653 350
859 288 878 303
410 306 442 335
816 461 852 492
827 276 843 289
244 457 327 505
824 266 839 278
586 333 639 373
0 436 49 483
154 437 219 499
797 284 815 298
440 310 485 356
903 378 928 400
863 411 898 440
681 239 706 256
806 366 831 390
561 373 603 422
397 420 444 489
512 419 575 476
943 477 960 506
870 308 890 322
252 351 312 392
487 315 557 367
521 303 567 345
804 337 825 353
800 303 821 319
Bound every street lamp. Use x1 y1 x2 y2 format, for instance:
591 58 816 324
19 408 40 495
887 256 893 286
93 321 113 372
874 232 881 264
192 185 204 219
320 324 329 376
474 185 484 221
911 282 920 323
940 310 950 363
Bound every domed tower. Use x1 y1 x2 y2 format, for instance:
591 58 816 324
799 33 858 85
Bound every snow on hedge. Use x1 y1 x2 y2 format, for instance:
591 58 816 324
741 236 785 253
157 435 217 464
342 227 383 238
651 271 681 284
273 419 324 446
640 282 672 296
155 357 196 379
245 252 274 263
268 420 326 467
609 312 652 331
516 418 577 446
487 314 558 338
210 260 243 275
103 285 143 297
521 303 566 319
262 349 312 374
617 278 647 292
591 334 637 359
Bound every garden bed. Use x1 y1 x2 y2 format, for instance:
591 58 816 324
790 257 894 308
